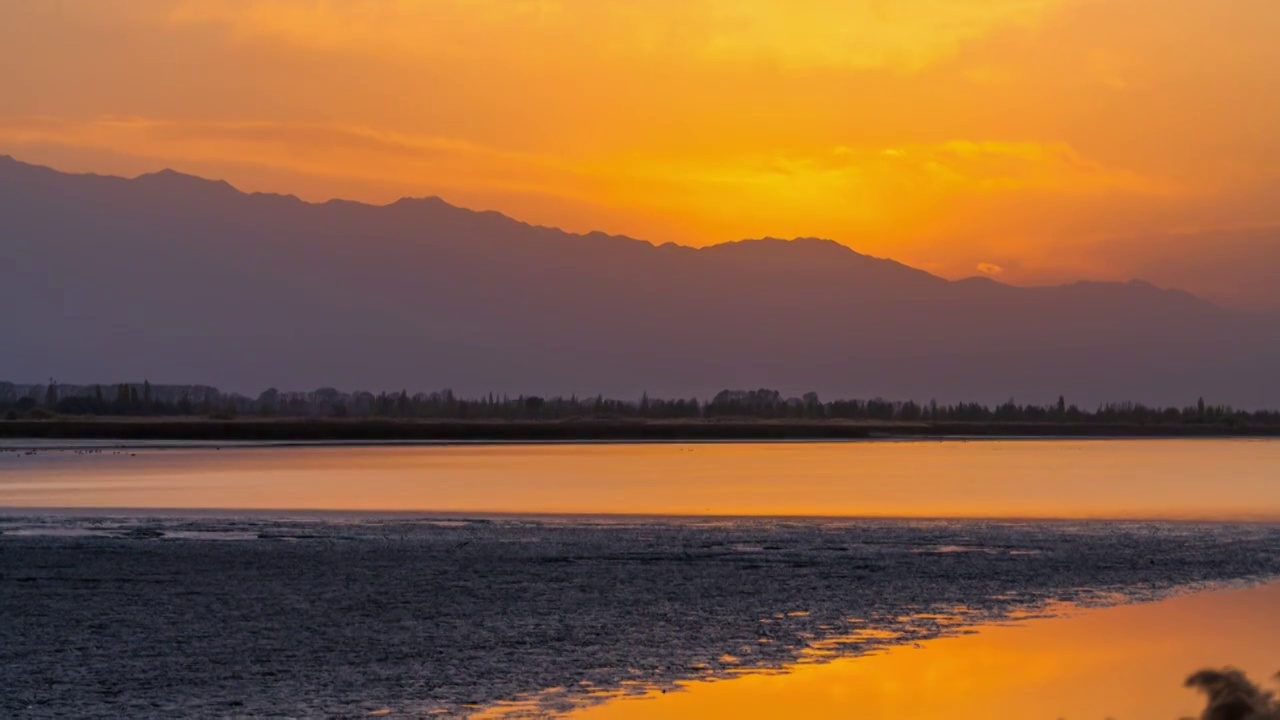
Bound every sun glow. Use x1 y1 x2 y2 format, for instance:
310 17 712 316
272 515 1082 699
3 0 1279 297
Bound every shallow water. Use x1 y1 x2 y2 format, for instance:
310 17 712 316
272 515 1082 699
555 582 1280 720
4 441 1280 717
3 439 1280 519
3 514 1280 717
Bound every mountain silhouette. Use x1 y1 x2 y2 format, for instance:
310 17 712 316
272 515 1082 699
2 155 1277 406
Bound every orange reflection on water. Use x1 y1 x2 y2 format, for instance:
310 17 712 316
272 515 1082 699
564 583 1280 720
3 440 1280 520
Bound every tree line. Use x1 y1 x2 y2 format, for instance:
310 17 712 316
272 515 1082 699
1 381 1276 426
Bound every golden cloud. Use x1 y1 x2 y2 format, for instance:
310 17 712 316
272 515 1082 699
166 0 1077 71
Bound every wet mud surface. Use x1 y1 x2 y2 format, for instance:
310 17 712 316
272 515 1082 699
3 515 1279 717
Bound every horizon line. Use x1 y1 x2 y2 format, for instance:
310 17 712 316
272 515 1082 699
4 378 1263 413
0 152 1240 300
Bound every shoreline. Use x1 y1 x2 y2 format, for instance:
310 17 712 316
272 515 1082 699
6 507 1280 525
4 435 1279 453
551 579 1280 720
3 417 1279 445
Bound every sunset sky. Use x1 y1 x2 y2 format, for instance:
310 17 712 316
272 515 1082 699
4 1 1279 304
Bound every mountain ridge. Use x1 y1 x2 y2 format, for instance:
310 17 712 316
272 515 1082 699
1 155 1273 406
0 154 1192 297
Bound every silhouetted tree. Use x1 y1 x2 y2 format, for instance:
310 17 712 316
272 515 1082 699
7 377 1280 429
257 387 279 416
525 396 545 415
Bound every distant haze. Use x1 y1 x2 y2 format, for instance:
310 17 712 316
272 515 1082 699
2 157 1278 407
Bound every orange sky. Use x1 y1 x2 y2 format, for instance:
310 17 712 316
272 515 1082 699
3 1 1279 301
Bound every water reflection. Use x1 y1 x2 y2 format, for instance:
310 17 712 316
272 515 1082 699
518 583 1280 720
3 440 1280 520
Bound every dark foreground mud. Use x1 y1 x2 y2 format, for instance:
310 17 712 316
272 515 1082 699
3 515 1279 717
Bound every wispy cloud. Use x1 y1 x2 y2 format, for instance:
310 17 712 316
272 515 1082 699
0 115 586 201
166 0 1078 72
0 113 1171 247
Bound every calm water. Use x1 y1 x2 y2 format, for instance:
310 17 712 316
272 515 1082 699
4 440 1280 717
2 439 1280 519
552 582 1280 720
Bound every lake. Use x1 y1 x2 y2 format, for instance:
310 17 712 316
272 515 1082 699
3 438 1280 519
547 582 1280 720
3 439 1279 717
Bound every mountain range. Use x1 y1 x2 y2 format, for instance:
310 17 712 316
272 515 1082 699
2 155 1277 407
